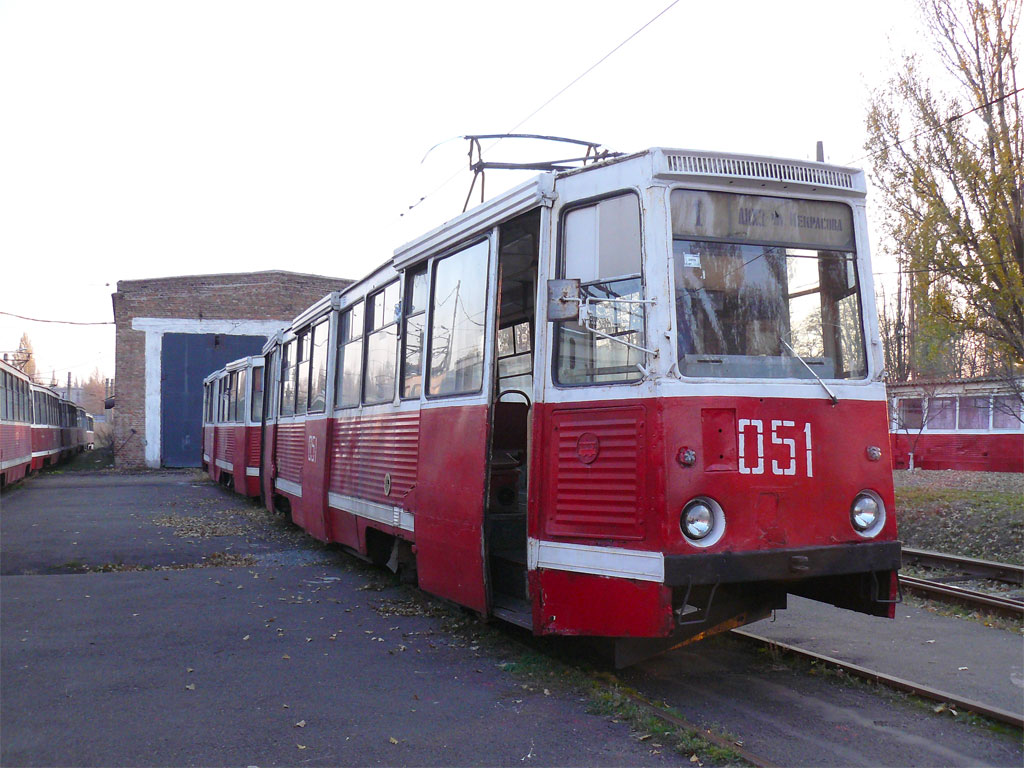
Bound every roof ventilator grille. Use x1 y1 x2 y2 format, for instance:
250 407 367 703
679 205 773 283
665 153 854 189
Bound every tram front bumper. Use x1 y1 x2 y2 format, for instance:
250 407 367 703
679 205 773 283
663 540 902 586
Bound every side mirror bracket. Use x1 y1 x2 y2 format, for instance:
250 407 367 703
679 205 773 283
546 279 581 321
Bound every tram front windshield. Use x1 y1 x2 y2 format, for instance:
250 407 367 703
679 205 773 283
671 190 867 380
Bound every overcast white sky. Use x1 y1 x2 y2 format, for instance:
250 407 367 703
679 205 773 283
0 0 923 387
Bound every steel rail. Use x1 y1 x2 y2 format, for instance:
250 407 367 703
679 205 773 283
618 689 779 768
902 547 1024 585
899 575 1024 618
732 629 1024 729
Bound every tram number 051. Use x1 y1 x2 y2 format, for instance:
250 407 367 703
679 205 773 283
737 419 813 477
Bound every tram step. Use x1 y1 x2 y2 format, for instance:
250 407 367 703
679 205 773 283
490 553 528 600
491 594 532 630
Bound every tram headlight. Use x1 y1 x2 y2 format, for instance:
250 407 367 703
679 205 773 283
680 497 725 547
850 491 885 537
682 502 713 539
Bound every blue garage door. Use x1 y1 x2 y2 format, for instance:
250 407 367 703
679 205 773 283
161 333 267 467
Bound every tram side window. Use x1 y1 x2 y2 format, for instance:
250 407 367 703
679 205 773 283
896 398 923 430
267 350 280 419
335 303 364 408
226 372 237 423
308 319 329 413
220 378 231 422
401 267 427 399
235 370 247 423
428 240 489 396
251 366 264 422
556 193 644 385
295 332 311 416
280 340 296 417
957 396 989 430
928 397 956 429
993 395 1024 429
364 282 400 405
0 372 6 420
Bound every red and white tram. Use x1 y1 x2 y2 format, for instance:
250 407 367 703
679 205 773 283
251 147 899 661
202 356 265 497
889 377 1023 472
1 361 90 490
30 383 67 470
1 359 34 488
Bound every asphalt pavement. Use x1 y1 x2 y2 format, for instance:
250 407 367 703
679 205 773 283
2 469 1021 767
0 470 678 767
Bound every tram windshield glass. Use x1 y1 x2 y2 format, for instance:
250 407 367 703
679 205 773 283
671 190 867 380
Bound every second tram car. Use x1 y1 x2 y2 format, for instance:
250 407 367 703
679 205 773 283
236 147 900 662
1 359 34 487
202 356 265 497
2 360 92 490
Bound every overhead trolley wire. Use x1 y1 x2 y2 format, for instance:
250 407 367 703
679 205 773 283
0 310 113 326
845 86 1022 167
402 0 682 216
505 0 682 134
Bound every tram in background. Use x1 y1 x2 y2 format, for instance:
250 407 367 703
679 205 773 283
243 147 899 664
202 356 265 497
1 359 34 487
1 359 92 489
889 377 1023 472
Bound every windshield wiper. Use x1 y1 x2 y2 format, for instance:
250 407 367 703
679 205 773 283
780 338 838 405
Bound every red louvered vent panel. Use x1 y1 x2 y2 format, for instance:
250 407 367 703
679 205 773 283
275 423 305 482
545 406 646 541
330 412 420 503
246 428 261 466
215 428 235 462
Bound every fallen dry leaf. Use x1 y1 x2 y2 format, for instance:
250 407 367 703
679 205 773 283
185 684 196 691
295 720 306 728
389 737 399 745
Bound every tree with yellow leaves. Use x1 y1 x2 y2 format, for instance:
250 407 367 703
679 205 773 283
866 0 1022 377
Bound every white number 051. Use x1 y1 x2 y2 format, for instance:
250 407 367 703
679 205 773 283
737 419 813 477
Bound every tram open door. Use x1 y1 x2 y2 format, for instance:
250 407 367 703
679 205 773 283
485 209 540 628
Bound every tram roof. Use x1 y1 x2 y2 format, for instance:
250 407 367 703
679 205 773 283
393 147 865 270
266 146 870 345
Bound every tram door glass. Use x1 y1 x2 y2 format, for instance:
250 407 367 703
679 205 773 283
364 282 400 405
401 268 428 399
335 302 364 408
556 193 644 385
428 240 489 396
308 319 329 413
671 190 867 380
251 366 264 422
280 340 296 417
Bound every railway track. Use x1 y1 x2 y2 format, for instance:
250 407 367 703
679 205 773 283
899 574 1024 618
898 548 1024 618
731 629 1024 730
902 547 1024 585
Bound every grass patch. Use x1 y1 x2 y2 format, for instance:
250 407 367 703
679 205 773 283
894 473 1023 565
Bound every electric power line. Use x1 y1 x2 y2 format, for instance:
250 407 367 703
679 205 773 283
873 258 1018 275
846 85 1023 166
0 310 113 326
402 0 682 216
505 0 682 134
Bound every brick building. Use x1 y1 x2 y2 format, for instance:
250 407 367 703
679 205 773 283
111 271 351 468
